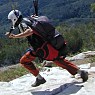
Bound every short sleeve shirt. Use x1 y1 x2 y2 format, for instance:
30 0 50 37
18 18 31 33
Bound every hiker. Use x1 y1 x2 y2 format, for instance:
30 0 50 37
6 10 88 87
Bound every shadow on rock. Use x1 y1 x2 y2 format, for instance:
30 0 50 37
31 81 83 95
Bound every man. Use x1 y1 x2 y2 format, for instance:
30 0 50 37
6 10 88 87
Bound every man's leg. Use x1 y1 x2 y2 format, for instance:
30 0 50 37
20 51 46 87
45 43 88 82
54 59 78 75
53 58 88 82
20 51 39 76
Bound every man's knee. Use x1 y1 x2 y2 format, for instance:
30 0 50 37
20 56 25 64
20 51 35 64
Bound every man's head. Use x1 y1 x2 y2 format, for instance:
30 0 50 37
8 10 22 28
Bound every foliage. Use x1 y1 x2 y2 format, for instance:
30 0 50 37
89 55 95 63
91 3 95 12
56 22 95 54
0 38 28 66
0 66 28 82
0 0 95 35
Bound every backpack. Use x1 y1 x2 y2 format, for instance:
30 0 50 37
23 16 66 50
23 16 55 41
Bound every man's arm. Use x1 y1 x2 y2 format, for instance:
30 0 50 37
8 28 33 39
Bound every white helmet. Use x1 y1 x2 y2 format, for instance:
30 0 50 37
8 10 22 28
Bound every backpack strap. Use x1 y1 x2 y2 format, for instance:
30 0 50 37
22 17 45 39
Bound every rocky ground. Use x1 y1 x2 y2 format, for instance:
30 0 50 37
0 51 95 95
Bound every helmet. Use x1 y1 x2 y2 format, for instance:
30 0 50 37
8 10 22 28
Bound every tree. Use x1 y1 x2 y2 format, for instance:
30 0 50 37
91 3 95 12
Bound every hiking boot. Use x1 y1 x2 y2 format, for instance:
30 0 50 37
31 78 46 87
80 70 88 82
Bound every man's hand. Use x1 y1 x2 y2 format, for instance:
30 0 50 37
9 33 16 38
5 32 16 38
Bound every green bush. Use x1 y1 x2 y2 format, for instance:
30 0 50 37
0 38 28 66
57 22 95 54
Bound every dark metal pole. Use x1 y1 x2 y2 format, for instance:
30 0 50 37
33 0 38 16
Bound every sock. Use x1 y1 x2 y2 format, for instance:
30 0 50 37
36 74 43 80
77 69 82 74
